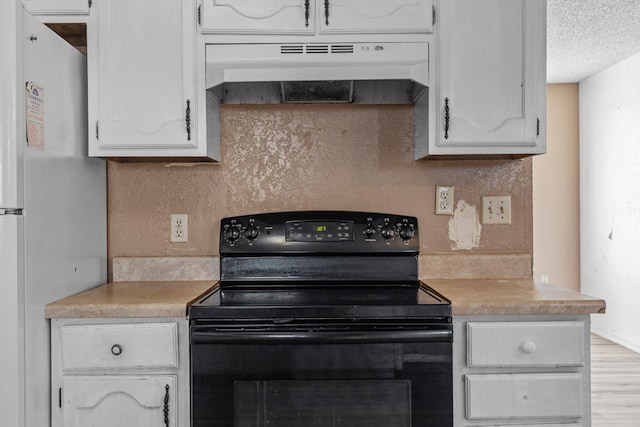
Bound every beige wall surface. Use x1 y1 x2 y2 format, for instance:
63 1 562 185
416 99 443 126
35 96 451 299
533 84 580 291
107 104 533 279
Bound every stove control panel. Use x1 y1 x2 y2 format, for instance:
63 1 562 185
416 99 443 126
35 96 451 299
220 211 419 254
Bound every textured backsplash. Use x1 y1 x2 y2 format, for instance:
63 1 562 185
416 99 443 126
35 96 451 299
107 104 532 278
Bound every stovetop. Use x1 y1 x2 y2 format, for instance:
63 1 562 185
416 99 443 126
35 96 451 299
189 281 451 320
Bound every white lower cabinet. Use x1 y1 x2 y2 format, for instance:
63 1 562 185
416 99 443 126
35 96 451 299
454 315 590 427
51 318 190 427
62 376 177 427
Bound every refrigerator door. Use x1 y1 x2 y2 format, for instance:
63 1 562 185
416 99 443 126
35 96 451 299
22 9 107 427
0 6 107 427
0 0 22 211
0 3 24 427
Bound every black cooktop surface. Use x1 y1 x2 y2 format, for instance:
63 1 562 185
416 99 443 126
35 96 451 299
189 282 451 320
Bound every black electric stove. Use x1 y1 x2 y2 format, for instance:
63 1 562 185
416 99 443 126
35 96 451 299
189 211 453 427
190 210 451 320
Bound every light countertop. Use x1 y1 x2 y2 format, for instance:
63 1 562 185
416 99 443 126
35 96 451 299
44 278 605 319
44 281 217 319
423 278 606 315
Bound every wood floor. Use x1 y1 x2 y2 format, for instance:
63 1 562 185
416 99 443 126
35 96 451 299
591 334 640 426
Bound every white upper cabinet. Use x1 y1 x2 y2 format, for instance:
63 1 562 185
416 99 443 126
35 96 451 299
88 0 217 159
426 0 546 157
200 0 433 35
319 0 433 34
22 0 89 16
200 0 315 34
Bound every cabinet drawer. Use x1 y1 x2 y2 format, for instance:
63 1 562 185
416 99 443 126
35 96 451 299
467 321 585 367
465 373 583 420
485 424 582 427
60 323 179 370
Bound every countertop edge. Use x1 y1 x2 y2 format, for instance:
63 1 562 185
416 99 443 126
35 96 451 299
423 278 606 316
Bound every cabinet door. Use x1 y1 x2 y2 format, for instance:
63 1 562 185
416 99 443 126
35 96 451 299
433 0 545 155
88 0 197 154
62 376 177 427
22 0 89 15
320 0 433 34
200 0 315 34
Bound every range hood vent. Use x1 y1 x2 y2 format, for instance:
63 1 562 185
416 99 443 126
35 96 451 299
206 42 429 105
280 44 356 55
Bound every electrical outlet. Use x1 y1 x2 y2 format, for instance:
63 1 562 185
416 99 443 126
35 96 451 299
481 196 511 224
435 185 455 215
170 213 188 243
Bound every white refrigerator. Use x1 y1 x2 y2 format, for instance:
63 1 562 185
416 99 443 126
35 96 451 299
0 3 107 426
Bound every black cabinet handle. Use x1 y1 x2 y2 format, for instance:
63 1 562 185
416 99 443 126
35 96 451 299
305 0 310 27
111 344 123 356
444 97 450 140
324 0 330 25
163 384 170 426
185 100 191 141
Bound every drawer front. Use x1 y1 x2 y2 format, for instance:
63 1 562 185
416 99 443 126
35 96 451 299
485 424 582 427
467 321 585 367
60 323 179 370
465 373 583 420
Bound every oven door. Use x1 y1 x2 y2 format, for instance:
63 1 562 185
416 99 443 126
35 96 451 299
190 320 453 427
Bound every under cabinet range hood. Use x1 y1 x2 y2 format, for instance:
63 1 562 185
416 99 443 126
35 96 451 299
205 42 429 104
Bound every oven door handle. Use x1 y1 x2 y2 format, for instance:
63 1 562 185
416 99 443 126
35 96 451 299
191 328 452 344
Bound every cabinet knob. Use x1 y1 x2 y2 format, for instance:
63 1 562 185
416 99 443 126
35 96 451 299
522 341 537 354
111 344 123 356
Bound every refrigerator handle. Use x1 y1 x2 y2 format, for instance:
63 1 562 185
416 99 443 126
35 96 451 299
0 208 24 215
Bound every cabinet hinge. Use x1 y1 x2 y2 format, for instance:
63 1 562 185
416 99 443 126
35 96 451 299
58 387 62 408
88 0 92 8
197 4 201 25
432 5 436 26
537 118 540 137
95 121 99 141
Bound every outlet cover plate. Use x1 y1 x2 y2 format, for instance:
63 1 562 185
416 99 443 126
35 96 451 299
435 185 455 215
481 196 511 224
170 213 188 243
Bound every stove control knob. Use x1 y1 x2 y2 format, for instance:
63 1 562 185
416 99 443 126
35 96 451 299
244 224 259 240
223 226 241 243
364 223 376 238
398 224 416 241
380 223 394 240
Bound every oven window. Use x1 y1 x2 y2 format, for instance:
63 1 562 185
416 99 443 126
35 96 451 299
235 379 410 427
191 341 452 427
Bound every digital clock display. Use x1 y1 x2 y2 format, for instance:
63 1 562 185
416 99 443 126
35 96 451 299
286 220 353 242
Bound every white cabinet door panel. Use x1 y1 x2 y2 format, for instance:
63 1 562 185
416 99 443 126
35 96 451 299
23 0 89 15
90 0 196 150
62 376 177 427
201 0 315 34
320 0 433 34
431 0 546 156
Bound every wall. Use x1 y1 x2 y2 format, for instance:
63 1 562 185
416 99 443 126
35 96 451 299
107 104 533 279
532 84 580 291
580 52 640 351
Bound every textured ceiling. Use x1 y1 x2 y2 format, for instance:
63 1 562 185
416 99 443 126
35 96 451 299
547 0 640 82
